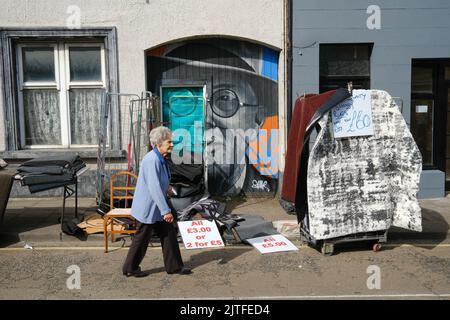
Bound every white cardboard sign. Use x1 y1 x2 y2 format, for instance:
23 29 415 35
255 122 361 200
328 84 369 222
246 234 299 254
416 105 428 113
331 89 374 138
177 220 225 250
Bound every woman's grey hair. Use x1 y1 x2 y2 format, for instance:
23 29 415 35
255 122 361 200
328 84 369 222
149 126 172 147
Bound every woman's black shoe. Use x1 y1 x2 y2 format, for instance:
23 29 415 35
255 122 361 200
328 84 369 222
123 269 150 278
168 267 192 275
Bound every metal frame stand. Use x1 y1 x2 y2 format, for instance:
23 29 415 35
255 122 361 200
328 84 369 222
59 177 78 240
300 222 387 256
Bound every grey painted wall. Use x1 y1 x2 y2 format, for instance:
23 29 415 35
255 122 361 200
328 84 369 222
292 0 450 198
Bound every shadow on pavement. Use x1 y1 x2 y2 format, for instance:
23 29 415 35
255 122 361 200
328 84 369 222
0 206 92 247
222 195 247 213
142 266 167 275
134 247 252 275
305 207 450 256
388 207 450 250
185 247 252 270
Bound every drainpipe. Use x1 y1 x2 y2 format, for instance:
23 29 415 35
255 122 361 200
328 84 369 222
278 0 292 197
285 0 293 134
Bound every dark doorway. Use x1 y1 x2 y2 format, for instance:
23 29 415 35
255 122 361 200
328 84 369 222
411 59 450 190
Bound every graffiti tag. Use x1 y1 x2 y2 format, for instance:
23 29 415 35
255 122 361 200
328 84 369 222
251 180 270 192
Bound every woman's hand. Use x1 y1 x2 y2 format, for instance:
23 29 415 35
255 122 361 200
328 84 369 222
163 213 174 223
167 185 177 198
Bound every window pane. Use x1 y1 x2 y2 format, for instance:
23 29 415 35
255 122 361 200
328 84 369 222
447 159 450 180
22 47 55 82
447 88 450 180
447 112 450 134
23 89 61 145
448 88 450 112
69 88 104 145
319 44 371 93
320 44 371 76
410 99 433 165
412 66 433 94
69 47 102 82
320 78 370 93
447 134 450 160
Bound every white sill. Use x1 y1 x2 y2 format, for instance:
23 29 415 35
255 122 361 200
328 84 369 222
0 148 126 160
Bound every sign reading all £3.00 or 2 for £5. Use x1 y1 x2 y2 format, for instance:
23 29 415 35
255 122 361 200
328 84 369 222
177 220 225 250
331 89 374 138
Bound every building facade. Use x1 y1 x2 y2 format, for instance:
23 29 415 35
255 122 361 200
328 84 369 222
1 0 449 199
291 0 450 198
0 0 288 198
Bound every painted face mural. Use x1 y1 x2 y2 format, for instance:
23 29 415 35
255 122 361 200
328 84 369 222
147 38 279 196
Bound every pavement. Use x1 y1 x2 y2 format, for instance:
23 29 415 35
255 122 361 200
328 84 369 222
0 194 450 249
0 195 449 300
1 244 449 300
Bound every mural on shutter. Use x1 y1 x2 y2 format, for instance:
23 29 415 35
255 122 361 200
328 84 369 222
147 38 279 196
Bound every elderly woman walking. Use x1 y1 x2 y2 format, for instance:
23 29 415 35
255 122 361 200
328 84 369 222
122 126 191 277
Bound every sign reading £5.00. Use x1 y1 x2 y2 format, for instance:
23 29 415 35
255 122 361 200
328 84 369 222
177 220 225 250
246 234 298 254
332 90 374 138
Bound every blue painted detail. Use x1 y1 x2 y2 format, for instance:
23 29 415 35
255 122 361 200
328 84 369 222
262 47 279 81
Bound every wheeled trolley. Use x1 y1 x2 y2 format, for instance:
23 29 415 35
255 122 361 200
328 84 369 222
299 220 387 256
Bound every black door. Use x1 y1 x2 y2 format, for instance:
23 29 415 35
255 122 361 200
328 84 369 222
445 82 450 190
411 59 450 191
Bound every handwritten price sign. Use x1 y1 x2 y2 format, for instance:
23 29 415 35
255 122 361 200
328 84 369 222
178 220 225 250
331 90 374 138
246 234 298 254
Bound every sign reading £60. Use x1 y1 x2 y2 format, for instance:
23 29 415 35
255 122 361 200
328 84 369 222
332 90 374 138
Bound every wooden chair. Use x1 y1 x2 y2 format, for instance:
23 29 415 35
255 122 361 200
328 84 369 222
103 171 138 253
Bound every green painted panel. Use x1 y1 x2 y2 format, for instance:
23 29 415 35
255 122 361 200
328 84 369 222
162 87 204 155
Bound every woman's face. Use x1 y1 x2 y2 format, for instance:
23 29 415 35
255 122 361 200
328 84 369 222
157 135 174 157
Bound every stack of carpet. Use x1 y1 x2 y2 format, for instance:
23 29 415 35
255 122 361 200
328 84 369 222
16 155 87 193
0 159 14 223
